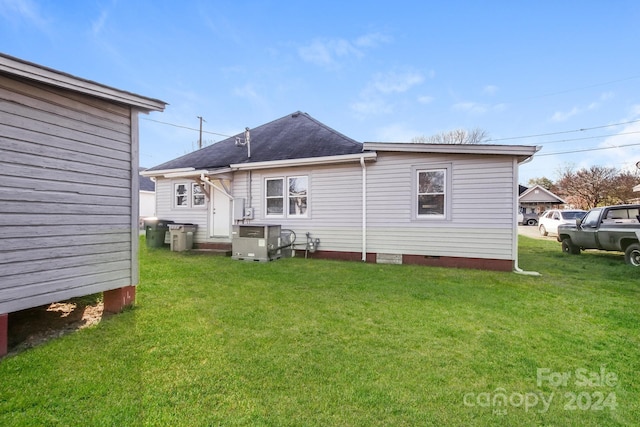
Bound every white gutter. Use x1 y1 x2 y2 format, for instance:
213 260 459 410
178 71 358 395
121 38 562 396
230 152 377 171
140 167 194 177
513 155 541 276
360 156 367 262
163 169 212 178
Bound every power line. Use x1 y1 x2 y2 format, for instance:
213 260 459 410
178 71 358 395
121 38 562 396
507 74 640 103
536 130 640 146
487 118 640 142
537 141 640 157
141 117 233 138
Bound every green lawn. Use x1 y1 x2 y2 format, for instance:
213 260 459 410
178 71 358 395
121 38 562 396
0 236 638 426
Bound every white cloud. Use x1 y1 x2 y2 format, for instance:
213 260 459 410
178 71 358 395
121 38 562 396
298 38 360 67
91 8 109 35
354 32 392 48
298 32 390 68
596 106 640 170
374 122 422 142
551 106 581 122
233 83 264 104
371 70 424 94
417 95 434 104
483 85 498 95
350 69 426 117
453 101 489 114
350 99 392 116
550 92 614 122
0 0 49 31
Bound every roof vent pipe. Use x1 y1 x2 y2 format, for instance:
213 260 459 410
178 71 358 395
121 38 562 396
235 127 251 158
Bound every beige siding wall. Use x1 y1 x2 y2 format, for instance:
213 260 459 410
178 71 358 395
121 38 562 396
365 152 517 260
232 163 364 251
154 178 209 241
0 74 136 314
153 152 517 262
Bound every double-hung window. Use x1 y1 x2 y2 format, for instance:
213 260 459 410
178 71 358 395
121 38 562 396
175 183 189 207
265 176 308 218
416 168 446 218
174 182 207 208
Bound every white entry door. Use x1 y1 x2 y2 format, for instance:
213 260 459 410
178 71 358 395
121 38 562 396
211 187 231 237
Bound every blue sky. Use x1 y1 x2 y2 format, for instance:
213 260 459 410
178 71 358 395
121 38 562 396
2 0 640 184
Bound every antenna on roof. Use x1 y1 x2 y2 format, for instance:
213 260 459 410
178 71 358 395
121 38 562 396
235 127 251 158
197 116 206 149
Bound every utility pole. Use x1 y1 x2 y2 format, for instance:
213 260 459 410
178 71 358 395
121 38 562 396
197 116 206 149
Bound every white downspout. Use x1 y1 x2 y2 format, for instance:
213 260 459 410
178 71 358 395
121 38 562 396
360 156 367 262
513 156 541 276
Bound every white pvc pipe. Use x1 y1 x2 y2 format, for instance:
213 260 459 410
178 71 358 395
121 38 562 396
360 156 367 262
512 156 541 276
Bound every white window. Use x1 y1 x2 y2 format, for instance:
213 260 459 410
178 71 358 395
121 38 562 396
417 169 446 218
265 175 309 218
174 182 206 209
175 183 189 207
192 183 206 206
288 176 308 217
266 178 284 216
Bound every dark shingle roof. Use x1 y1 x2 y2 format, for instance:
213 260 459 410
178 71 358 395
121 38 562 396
139 168 156 191
148 111 363 171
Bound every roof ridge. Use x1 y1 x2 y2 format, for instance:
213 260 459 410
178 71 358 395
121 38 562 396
300 112 363 148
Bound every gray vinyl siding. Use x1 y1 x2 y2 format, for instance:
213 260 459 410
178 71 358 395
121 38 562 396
365 152 517 260
154 178 209 241
233 163 364 251
0 74 137 314
230 153 517 259
154 152 518 261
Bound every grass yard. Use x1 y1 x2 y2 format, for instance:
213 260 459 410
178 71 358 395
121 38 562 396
0 236 638 426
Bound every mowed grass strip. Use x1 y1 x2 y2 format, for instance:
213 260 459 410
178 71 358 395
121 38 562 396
0 236 638 426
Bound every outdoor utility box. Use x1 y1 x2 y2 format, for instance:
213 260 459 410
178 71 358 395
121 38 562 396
232 224 281 262
169 223 197 252
144 219 174 248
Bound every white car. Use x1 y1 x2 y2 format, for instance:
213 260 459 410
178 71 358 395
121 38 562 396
538 209 586 236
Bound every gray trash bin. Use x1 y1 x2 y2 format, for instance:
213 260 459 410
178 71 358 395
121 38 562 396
169 223 197 251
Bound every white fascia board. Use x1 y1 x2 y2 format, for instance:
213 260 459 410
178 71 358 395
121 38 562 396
363 142 540 158
230 152 377 171
140 168 195 177
0 53 166 111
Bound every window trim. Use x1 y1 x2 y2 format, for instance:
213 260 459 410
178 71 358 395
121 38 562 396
192 182 206 208
174 183 190 208
265 177 285 217
412 163 452 221
264 174 310 219
287 175 309 218
173 181 207 209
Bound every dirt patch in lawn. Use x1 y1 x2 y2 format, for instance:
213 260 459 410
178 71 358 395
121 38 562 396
7 297 105 356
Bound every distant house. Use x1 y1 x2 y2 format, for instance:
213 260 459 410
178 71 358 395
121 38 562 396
0 53 166 356
139 168 156 222
519 184 565 215
143 111 538 271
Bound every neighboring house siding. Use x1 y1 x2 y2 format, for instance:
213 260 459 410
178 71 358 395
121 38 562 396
139 191 156 218
0 74 135 313
365 152 516 260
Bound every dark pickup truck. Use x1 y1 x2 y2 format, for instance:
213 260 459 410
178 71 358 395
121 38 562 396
557 204 640 266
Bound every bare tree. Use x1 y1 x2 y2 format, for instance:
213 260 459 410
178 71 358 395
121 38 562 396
412 128 489 144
